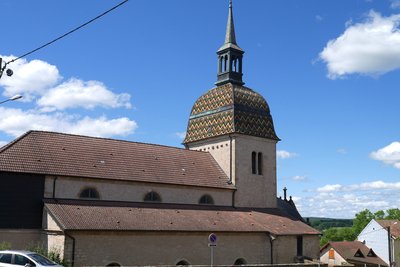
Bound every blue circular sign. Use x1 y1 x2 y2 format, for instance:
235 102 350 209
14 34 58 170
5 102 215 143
208 233 217 243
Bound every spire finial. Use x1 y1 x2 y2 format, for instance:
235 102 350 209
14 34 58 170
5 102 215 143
225 0 237 45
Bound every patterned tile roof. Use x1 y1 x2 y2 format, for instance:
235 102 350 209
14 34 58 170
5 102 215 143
0 131 233 189
321 241 388 266
44 199 319 235
184 83 279 144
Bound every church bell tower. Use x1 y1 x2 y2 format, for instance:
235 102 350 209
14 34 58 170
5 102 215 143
216 0 244 86
184 0 279 209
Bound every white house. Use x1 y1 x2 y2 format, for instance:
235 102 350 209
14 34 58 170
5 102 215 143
357 219 400 266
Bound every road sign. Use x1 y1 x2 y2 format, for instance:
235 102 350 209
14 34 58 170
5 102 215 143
208 233 217 244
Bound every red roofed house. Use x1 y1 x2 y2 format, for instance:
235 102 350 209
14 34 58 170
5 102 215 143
0 1 320 266
320 241 388 267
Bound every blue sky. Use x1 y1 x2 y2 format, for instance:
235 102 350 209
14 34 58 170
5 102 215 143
0 0 400 218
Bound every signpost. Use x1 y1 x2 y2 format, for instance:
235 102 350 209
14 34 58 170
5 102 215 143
208 233 217 267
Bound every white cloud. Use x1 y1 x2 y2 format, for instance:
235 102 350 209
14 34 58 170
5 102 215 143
315 15 323 22
317 184 343 193
277 150 297 159
337 148 347 154
292 175 307 181
0 141 7 147
175 132 186 139
0 55 60 100
320 11 400 78
316 180 400 193
37 78 131 111
0 107 137 138
391 0 400 9
298 181 399 218
370 142 400 169
0 56 136 140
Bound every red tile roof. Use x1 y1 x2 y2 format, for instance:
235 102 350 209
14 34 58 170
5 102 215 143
0 131 233 189
377 220 400 238
321 241 388 266
44 199 320 235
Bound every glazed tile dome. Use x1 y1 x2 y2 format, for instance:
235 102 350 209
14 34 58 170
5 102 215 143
184 83 279 144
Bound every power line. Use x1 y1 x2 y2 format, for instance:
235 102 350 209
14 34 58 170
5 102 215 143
3 0 129 68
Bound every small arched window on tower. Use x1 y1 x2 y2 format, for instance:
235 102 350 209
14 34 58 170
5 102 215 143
257 152 263 175
199 194 214 205
251 152 257 174
233 58 238 72
219 56 223 73
251 152 263 175
79 187 100 199
144 191 161 202
224 55 228 72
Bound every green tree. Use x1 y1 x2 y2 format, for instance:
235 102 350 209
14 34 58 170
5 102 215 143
374 210 385 220
353 209 375 235
320 227 356 246
385 208 400 220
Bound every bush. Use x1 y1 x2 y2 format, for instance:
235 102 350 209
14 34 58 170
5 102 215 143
0 242 11 250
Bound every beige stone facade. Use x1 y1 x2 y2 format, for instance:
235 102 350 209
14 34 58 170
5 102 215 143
187 134 277 208
44 175 233 206
64 232 270 267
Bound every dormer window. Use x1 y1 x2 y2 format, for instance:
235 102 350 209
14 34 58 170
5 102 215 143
354 249 364 258
367 249 377 257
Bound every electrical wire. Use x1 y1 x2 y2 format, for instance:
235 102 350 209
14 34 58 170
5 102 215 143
4 0 129 68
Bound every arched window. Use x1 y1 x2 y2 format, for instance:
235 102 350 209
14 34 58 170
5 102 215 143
224 55 228 71
144 191 161 202
107 263 121 267
79 187 100 199
199 194 214 205
251 152 257 174
257 152 263 175
234 258 247 265
176 260 190 265
251 152 263 175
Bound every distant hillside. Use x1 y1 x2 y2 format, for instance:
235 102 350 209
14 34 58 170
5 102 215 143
305 217 353 231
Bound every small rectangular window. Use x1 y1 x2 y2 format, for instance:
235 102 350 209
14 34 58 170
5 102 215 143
297 236 303 256
257 152 263 175
251 152 256 174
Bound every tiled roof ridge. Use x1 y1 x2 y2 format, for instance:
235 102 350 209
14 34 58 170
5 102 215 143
16 130 212 154
44 199 321 235
43 198 265 212
376 219 400 224
0 130 33 153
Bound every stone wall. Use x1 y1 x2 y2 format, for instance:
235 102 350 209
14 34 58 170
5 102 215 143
187 134 278 209
0 229 42 249
44 175 233 206
65 231 271 267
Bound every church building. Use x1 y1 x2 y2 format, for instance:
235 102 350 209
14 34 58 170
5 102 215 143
0 1 320 266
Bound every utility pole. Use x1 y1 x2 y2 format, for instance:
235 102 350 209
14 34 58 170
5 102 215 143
387 226 392 267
